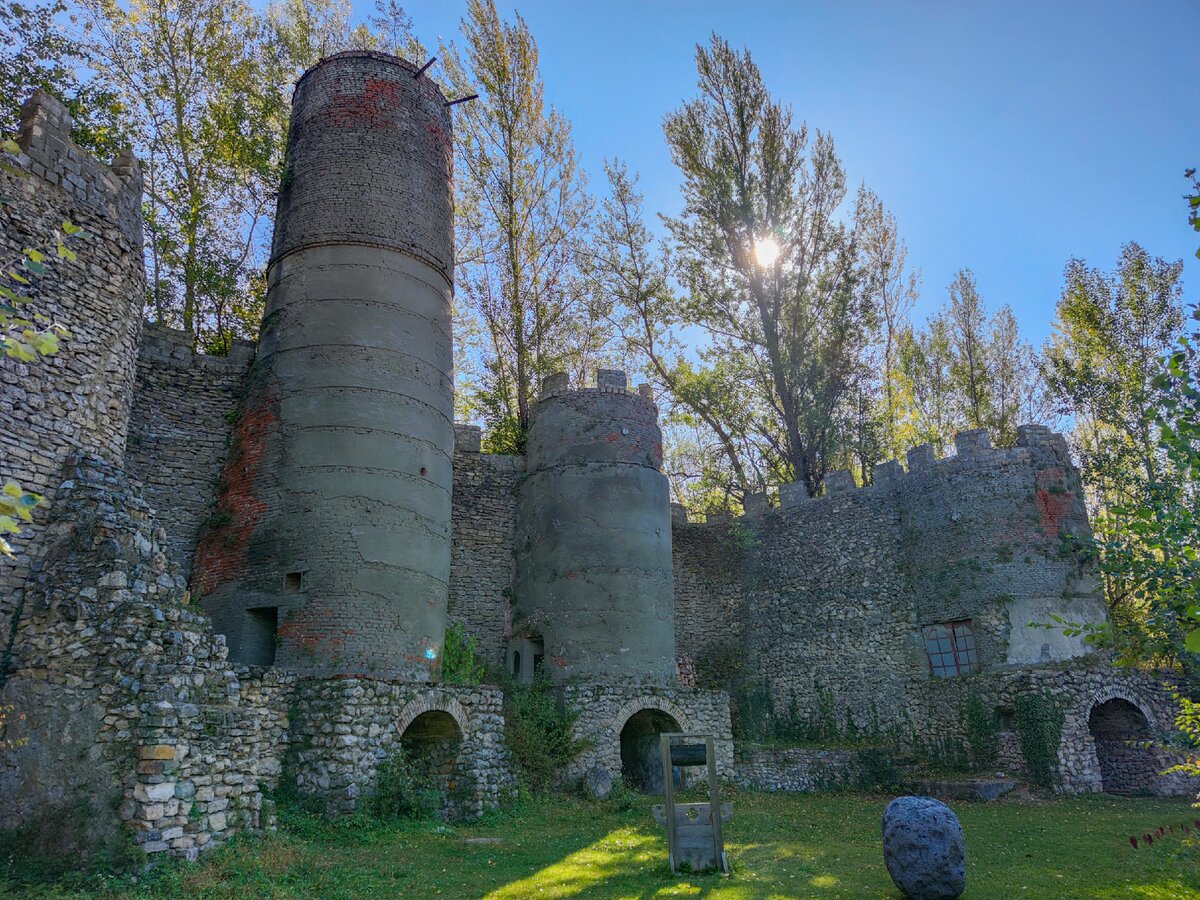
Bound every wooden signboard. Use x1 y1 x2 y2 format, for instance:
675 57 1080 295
651 733 730 874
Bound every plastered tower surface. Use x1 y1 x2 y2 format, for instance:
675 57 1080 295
196 51 455 678
514 372 677 683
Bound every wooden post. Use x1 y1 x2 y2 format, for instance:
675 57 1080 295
653 732 730 875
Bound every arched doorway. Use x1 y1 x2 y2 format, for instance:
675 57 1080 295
1088 699 1155 795
400 710 464 813
620 708 682 793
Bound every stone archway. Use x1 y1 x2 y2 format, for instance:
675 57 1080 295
619 708 682 793
1088 698 1155 795
399 710 465 815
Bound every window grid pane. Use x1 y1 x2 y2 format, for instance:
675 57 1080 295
924 620 977 676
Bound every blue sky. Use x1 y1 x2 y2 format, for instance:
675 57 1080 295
365 0 1198 345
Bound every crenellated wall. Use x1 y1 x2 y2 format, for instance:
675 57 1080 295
449 424 521 667
0 90 146 642
674 424 1108 734
126 324 255 577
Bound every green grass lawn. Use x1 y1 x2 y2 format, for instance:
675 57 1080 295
5 789 1200 899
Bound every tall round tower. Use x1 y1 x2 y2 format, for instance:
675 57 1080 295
196 51 454 679
513 370 677 684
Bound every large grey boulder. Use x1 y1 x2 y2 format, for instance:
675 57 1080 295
881 796 965 899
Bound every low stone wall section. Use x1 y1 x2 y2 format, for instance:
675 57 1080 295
287 678 513 820
0 455 292 861
734 746 866 793
914 660 1199 797
563 682 733 786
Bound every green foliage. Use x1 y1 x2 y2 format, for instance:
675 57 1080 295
368 747 439 822
854 747 900 792
1014 692 1064 790
894 271 1049 454
1060 302 1200 682
77 0 293 350
721 519 760 554
964 692 1000 770
500 673 587 791
440 622 485 686
444 0 602 448
1 141 92 557
0 1 129 157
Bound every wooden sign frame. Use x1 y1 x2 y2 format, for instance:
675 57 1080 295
654 732 730 875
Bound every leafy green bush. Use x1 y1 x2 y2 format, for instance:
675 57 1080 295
441 622 485 685
1014 692 1064 789
369 747 438 821
964 692 999 769
855 747 900 791
502 673 587 791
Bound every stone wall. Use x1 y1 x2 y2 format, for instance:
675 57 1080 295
913 659 1199 797
563 682 733 787
671 517 748 685
734 746 866 793
449 424 521 667
126 324 254 576
0 456 292 860
743 485 916 731
674 425 1108 737
287 678 513 820
0 91 145 641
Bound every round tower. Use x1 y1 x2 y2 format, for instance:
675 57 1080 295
197 51 454 679
513 370 677 684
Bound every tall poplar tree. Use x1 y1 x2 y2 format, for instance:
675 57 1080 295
658 34 887 497
442 0 602 452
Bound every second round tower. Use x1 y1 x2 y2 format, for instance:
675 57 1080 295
513 371 677 684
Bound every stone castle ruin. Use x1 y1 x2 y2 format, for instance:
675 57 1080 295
0 51 1194 862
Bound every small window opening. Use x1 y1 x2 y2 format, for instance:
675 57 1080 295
512 650 521 677
284 572 303 592
245 606 278 667
531 637 545 679
922 620 979 677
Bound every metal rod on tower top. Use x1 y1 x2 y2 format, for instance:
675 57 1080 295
445 94 479 108
414 57 436 78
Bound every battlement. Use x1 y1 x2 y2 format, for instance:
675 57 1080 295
139 322 256 372
526 369 663 471
537 368 656 404
10 90 143 248
691 423 1074 523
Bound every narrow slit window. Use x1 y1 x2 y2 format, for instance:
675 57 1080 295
245 606 278 667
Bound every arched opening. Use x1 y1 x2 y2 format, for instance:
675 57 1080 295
620 708 682 793
1088 699 1155 795
400 710 464 813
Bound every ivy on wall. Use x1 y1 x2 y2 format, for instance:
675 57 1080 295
1014 691 1064 789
